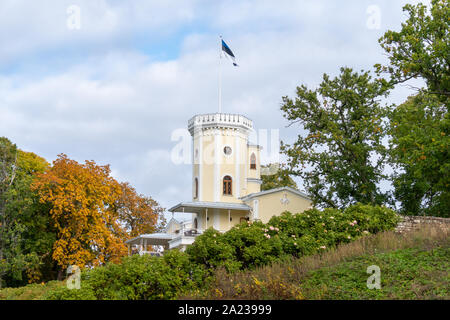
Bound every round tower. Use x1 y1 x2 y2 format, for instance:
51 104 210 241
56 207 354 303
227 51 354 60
188 113 261 203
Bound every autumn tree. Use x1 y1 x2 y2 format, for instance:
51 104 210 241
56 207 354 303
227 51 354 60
260 163 298 191
32 154 128 277
115 182 165 238
281 67 391 209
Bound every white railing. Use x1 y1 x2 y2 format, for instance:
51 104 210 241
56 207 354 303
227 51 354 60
188 113 253 134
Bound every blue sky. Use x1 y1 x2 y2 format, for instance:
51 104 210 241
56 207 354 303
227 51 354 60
0 0 428 219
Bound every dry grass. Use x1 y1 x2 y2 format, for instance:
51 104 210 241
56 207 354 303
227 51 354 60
185 225 449 300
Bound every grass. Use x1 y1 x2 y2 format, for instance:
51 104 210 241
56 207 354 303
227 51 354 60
186 225 449 300
0 281 64 300
300 247 449 299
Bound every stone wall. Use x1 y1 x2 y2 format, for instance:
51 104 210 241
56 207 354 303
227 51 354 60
395 215 450 233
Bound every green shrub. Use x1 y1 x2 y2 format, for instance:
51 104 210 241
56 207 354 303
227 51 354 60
186 228 241 272
187 222 286 272
44 284 96 300
46 250 209 300
45 203 400 299
188 204 399 273
223 221 286 269
268 203 399 257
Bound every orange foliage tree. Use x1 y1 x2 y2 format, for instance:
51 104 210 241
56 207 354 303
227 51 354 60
116 182 165 238
32 154 128 274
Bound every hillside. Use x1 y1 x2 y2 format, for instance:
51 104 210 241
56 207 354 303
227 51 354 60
188 226 449 300
1 225 448 300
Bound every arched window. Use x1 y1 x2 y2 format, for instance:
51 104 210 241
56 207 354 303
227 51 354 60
194 178 198 199
250 153 256 170
223 175 232 195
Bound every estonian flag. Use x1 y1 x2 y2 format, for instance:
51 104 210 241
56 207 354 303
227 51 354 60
221 39 238 66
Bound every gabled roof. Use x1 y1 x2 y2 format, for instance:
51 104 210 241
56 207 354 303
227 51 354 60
240 186 312 202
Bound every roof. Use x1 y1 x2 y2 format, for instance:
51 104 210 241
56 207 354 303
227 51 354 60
168 201 252 213
240 186 312 202
125 233 176 245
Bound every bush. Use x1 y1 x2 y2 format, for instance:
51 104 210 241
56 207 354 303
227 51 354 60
187 222 286 272
186 228 241 272
188 204 399 272
223 221 285 269
268 203 400 256
46 250 209 300
46 203 400 299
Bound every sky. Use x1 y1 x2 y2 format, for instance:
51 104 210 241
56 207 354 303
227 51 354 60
0 0 429 220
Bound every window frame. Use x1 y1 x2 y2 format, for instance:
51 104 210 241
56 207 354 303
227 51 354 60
223 175 232 195
250 153 257 170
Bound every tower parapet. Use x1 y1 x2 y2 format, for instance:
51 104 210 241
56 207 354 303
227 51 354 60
188 113 253 136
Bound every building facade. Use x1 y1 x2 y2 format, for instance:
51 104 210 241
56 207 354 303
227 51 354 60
126 113 313 253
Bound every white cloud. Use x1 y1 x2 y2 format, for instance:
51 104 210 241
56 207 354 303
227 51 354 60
0 0 426 211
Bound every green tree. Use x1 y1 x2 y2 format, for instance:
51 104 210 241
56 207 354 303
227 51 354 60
0 145 54 287
260 163 298 191
0 137 18 288
376 0 449 100
281 67 391 209
377 0 449 216
389 93 449 217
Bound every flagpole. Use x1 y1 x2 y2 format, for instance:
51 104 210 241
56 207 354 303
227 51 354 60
218 35 222 114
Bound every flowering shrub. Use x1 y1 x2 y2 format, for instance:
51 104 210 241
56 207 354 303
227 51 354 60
187 204 398 271
268 203 399 257
223 221 285 269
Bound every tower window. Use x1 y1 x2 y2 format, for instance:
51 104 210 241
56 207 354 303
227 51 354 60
223 175 232 195
250 153 256 170
194 178 198 199
224 146 232 156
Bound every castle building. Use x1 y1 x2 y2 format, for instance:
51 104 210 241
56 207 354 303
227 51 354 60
126 113 312 254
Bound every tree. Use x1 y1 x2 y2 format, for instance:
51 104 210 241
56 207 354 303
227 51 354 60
281 67 391 209
32 154 128 277
115 182 165 238
12 151 55 284
377 0 449 217
389 93 449 217
1 150 54 287
260 163 298 191
0 137 18 288
376 0 449 100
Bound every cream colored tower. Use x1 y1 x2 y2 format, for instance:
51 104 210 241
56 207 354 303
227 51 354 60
188 113 261 203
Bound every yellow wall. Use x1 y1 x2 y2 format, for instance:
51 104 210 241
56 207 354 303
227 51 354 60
195 209 248 232
194 127 262 203
243 190 313 224
165 220 181 234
